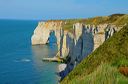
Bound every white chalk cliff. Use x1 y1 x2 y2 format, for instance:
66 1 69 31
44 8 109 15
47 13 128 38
31 21 64 45
31 20 121 79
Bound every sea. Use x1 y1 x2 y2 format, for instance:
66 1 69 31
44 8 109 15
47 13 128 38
0 19 59 84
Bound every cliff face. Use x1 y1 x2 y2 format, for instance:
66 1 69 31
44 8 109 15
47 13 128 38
58 23 120 79
31 20 122 80
61 24 128 84
31 21 64 45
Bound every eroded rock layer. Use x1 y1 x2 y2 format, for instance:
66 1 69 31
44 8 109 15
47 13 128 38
31 21 64 45
31 20 122 80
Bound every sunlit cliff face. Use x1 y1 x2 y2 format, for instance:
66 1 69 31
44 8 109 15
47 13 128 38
31 21 64 45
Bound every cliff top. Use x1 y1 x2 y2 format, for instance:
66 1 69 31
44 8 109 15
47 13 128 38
44 14 128 32
38 14 127 32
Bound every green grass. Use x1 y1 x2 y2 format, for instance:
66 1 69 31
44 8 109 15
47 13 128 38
114 15 128 26
46 14 128 32
112 58 128 67
62 14 128 31
61 23 128 84
70 63 128 84
62 19 84 32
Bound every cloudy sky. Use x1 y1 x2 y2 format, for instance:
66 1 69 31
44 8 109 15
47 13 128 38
0 0 128 20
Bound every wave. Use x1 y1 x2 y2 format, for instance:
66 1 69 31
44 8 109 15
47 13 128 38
14 58 31 63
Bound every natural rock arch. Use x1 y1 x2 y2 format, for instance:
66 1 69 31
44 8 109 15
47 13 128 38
31 21 64 45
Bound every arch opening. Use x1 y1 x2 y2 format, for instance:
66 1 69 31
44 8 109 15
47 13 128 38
47 30 57 46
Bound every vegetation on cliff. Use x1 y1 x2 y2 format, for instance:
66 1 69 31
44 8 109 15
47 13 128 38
61 23 128 84
45 14 128 32
62 14 128 31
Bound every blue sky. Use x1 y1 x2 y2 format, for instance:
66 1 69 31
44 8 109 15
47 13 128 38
0 0 128 20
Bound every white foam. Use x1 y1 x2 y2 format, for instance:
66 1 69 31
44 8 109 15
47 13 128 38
14 58 31 62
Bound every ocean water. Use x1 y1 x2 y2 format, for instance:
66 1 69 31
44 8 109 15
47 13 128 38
0 20 59 84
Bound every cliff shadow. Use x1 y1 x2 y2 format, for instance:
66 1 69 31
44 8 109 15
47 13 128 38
71 26 94 65
59 30 64 57
105 27 116 40
59 25 94 81
81 26 94 61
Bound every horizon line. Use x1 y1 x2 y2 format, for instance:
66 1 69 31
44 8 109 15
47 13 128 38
0 13 127 21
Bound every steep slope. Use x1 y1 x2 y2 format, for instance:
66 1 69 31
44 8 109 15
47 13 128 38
61 24 128 84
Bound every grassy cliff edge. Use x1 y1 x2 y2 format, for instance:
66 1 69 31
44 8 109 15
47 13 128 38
61 22 128 83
